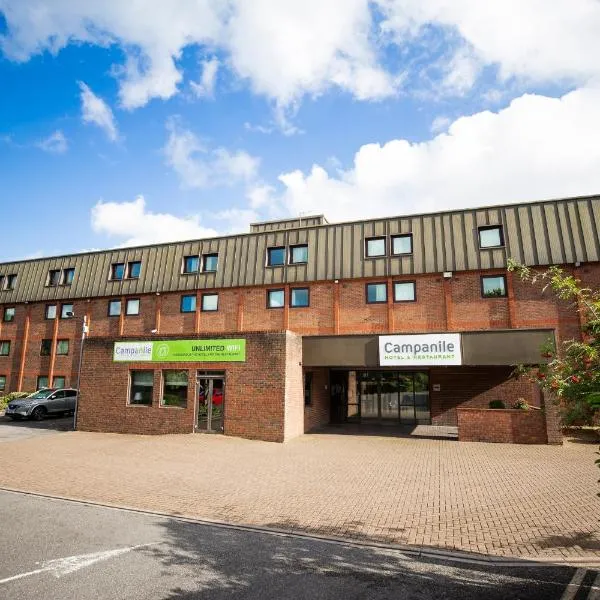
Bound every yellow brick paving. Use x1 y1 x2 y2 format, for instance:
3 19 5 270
0 430 598 561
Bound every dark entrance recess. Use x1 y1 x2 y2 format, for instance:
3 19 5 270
329 370 348 424
329 370 430 425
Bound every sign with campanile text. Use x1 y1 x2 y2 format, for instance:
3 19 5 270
113 339 246 362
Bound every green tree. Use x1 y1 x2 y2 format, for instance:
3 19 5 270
508 260 599 494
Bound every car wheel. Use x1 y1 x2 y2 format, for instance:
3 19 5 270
31 407 46 421
8 416 20 421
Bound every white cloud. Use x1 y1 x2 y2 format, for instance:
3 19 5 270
79 82 119 141
257 86 600 221
35 130 68 154
430 116 451 134
0 0 396 115
164 118 260 189
190 57 219 98
2 1 599 117
91 195 218 247
377 0 600 90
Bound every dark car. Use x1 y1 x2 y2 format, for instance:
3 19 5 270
5 388 77 421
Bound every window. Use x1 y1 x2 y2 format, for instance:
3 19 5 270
0 376 5 391
37 376 49 390
4 307 15 322
365 237 386 258
304 372 313 406
201 293 218 312
108 299 121 317
202 254 218 272
126 299 140 316
127 261 141 279
290 244 308 264
53 376 66 388
61 304 73 319
62 268 75 285
366 282 387 303
181 295 197 313
40 339 52 356
161 370 188 408
0 276 3 290
481 275 507 298
267 289 285 308
45 304 57 320
111 263 125 280
290 287 309 308
392 234 413 255
267 247 286 267
393 281 416 302
129 371 153 405
5 274 16 290
56 340 69 355
48 269 61 287
478 225 504 249
0 341 10 356
183 256 199 274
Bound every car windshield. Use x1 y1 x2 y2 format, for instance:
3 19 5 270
28 389 55 399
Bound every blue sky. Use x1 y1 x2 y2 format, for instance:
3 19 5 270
1 1 599 261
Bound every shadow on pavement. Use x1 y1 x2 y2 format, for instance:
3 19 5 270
311 423 458 441
146 517 584 599
535 531 600 552
0 414 74 432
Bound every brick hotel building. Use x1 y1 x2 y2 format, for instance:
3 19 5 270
1 195 599 443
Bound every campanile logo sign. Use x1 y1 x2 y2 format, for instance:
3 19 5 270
379 334 462 366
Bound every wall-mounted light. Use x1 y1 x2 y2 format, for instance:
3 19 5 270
443 271 453 279
575 261 581 267
151 329 158 334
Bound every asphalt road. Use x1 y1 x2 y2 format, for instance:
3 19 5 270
0 414 73 442
0 490 598 599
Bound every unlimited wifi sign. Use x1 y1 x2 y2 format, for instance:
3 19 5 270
379 334 462 366
113 339 246 362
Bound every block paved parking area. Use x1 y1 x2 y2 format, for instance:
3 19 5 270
0 423 598 563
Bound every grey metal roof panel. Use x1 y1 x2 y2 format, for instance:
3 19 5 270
1 195 599 304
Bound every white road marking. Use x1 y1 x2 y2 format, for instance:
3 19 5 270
0 543 153 585
560 568 587 600
588 571 600 600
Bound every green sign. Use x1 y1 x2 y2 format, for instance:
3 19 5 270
113 339 246 362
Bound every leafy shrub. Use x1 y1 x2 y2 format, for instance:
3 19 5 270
489 400 506 409
0 391 32 411
513 398 530 410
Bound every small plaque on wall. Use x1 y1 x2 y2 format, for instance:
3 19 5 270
433 384 441 392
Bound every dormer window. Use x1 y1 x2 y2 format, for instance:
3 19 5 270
478 225 504 249
111 263 125 280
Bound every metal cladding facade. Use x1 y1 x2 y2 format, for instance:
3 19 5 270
1 195 599 305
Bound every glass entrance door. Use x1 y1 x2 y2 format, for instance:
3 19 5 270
197 375 225 433
356 371 430 424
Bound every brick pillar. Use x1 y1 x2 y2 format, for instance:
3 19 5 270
386 277 394 332
443 277 453 331
333 281 340 334
506 270 517 328
17 306 31 391
542 390 563 445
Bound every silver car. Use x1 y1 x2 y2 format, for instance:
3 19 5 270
5 388 78 421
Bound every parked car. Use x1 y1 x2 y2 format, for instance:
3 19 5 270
5 388 77 421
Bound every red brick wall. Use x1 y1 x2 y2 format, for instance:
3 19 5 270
77 331 302 443
339 281 388 334
457 408 548 444
430 366 542 426
304 367 330 432
390 275 447 332
1 263 598 394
